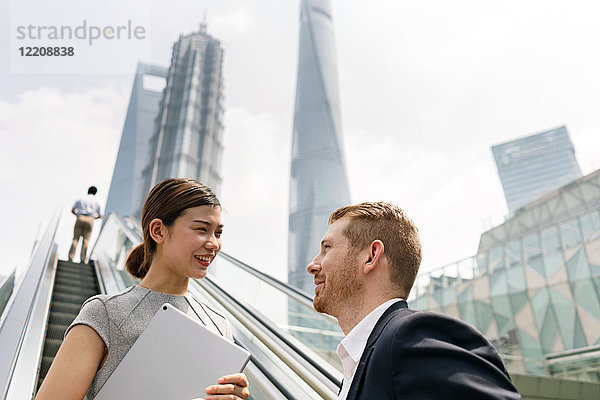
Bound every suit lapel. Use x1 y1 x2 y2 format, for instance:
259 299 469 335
345 300 408 399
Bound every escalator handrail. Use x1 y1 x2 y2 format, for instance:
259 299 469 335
198 277 342 391
0 268 16 318
218 253 313 302
89 212 146 295
89 212 142 261
123 215 142 234
193 278 340 399
0 207 61 399
216 252 339 325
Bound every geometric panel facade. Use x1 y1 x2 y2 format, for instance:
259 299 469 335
411 168 600 378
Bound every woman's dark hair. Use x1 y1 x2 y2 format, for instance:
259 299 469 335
125 178 221 279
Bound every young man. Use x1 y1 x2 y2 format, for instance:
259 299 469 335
307 202 520 399
68 186 103 263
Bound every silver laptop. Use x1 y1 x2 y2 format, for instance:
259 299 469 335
95 303 251 400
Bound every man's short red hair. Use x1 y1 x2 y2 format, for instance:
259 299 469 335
329 202 422 296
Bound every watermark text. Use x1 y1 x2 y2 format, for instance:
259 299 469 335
15 19 146 46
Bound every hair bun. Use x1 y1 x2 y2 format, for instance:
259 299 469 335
125 243 148 279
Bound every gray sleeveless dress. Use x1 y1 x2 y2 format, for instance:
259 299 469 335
65 285 233 399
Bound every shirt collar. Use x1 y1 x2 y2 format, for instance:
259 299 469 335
336 298 403 363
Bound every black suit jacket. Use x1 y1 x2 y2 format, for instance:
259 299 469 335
345 301 521 399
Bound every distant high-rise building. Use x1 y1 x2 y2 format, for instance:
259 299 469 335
288 0 351 292
105 62 168 219
492 126 582 215
142 23 225 201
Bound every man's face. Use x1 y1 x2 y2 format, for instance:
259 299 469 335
306 217 364 317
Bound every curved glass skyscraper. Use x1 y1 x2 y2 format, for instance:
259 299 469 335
288 0 351 292
105 63 168 219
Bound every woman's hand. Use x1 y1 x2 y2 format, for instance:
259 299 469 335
201 373 250 400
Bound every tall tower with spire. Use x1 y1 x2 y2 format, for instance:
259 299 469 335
141 24 224 203
288 0 351 292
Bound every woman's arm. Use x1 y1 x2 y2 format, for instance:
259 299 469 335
36 325 106 400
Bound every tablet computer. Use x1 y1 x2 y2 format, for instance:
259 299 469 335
95 303 251 400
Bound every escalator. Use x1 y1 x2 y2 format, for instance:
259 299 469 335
0 211 343 399
36 261 100 389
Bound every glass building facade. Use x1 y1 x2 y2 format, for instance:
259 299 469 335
492 126 582 215
411 169 600 380
142 24 224 202
288 0 351 293
105 63 168 219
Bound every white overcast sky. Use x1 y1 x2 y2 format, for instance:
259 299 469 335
2 0 600 284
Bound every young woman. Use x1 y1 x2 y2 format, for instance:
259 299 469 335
37 178 250 400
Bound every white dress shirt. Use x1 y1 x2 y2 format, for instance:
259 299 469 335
336 298 403 400
72 194 102 218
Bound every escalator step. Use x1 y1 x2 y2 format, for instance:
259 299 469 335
58 263 94 273
53 283 98 297
59 260 91 268
56 269 96 280
45 323 69 340
42 338 63 358
52 291 93 305
57 271 95 280
50 300 83 315
36 261 101 394
54 277 96 287
54 278 97 291
56 268 97 278
55 272 97 284
55 276 96 286
38 355 55 383
48 311 79 326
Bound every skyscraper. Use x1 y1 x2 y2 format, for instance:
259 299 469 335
105 63 168 219
492 126 582 215
142 23 225 201
288 0 351 292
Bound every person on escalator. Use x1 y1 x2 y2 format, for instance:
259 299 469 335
37 178 250 400
68 186 103 264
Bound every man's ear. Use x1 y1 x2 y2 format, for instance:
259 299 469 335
149 218 166 245
363 240 385 274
